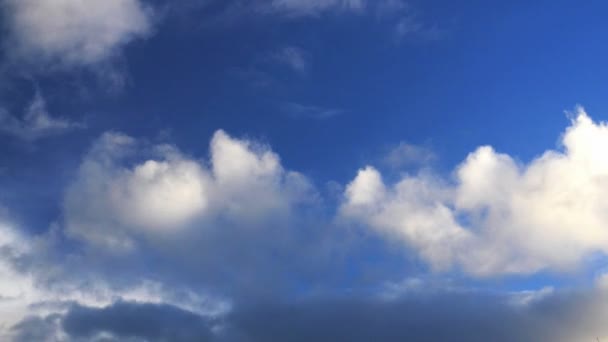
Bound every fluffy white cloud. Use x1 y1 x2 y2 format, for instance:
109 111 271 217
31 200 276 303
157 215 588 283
3 0 153 67
64 129 315 250
0 92 83 141
341 109 608 276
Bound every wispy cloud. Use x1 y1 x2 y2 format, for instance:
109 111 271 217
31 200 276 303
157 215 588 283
262 0 366 17
374 0 444 41
384 141 437 169
0 92 84 141
270 46 311 75
280 102 343 120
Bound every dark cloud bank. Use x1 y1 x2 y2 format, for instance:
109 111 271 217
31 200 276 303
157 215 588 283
11 288 607 342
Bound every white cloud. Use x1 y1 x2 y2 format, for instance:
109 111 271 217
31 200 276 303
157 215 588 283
0 92 83 141
341 108 608 276
3 0 153 67
64 129 316 250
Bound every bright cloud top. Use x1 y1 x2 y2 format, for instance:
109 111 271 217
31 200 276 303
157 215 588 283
342 108 608 276
4 0 153 66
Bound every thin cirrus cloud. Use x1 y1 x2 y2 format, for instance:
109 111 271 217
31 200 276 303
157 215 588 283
270 46 310 75
0 92 84 141
280 102 343 120
264 0 441 40
3 0 154 68
262 0 366 17
384 141 437 169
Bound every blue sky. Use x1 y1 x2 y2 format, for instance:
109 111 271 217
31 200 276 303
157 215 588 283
2 0 608 341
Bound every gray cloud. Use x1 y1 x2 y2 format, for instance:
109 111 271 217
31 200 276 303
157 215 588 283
62 302 215 342
10 286 608 342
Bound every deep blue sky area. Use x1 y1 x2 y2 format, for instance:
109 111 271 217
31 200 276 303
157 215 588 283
57 0 608 175
3 1 608 340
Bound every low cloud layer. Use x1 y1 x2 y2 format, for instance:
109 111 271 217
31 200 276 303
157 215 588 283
8 283 608 341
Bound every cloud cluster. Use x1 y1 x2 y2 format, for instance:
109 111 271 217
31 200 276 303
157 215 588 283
3 0 153 67
342 108 608 276
6 109 608 340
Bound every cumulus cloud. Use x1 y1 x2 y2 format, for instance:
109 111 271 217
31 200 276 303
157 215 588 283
0 92 83 141
64 129 316 250
3 0 153 67
341 108 608 276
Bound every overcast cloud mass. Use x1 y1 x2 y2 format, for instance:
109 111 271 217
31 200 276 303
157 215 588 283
1 0 608 341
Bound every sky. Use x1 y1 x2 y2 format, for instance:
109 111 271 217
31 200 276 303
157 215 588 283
3 0 608 341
